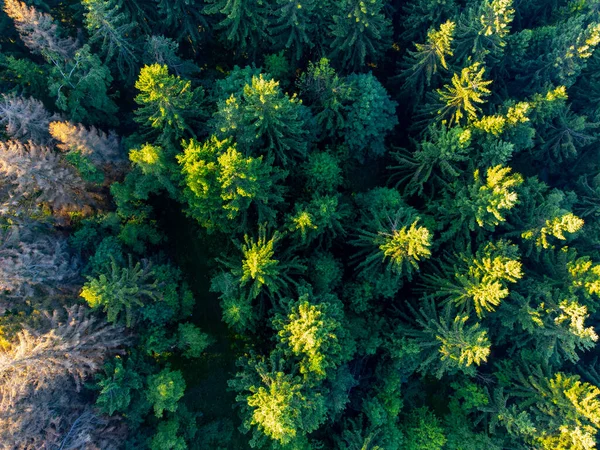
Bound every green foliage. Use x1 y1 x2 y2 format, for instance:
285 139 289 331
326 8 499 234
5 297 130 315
204 0 270 53
403 407 447 450
81 257 195 328
435 165 523 239
343 73 398 161
423 240 523 318
400 20 455 97
48 44 119 125
82 0 138 80
177 323 213 358
212 73 310 165
156 0 208 44
272 290 354 381
436 63 493 126
146 368 186 417
328 0 392 71
149 419 187 450
403 298 491 378
95 355 145 416
178 136 286 232
229 354 327 447
502 370 600 449
134 63 205 142
453 0 515 63
269 0 317 61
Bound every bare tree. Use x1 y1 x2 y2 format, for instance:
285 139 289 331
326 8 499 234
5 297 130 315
3 0 78 61
0 95 59 145
0 306 128 448
49 121 123 165
0 140 91 216
0 225 80 313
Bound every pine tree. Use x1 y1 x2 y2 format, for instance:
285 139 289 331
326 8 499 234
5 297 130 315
423 240 523 318
499 287 598 365
82 0 139 81
269 0 318 61
328 0 392 71
134 64 205 143
212 74 310 165
502 369 600 449
215 224 304 303
453 0 515 63
204 0 271 53
178 136 286 232
287 194 350 246
435 165 523 239
0 94 57 145
400 20 456 98
508 178 584 252
80 257 158 326
0 227 79 312
142 35 199 77
49 120 123 165
156 0 209 44
48 44 119 125
402 298 491 378
388 124 472 196
0 305 127 407
343 73 398 161
272 290 353 381
436 63 493 126
297 58 352 139
228 353 327 446
146 368 186 417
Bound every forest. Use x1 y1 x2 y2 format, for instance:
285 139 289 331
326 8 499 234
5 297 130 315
3 0 600 448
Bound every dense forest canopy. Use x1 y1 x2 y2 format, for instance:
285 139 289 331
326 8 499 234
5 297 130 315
4 0 600 448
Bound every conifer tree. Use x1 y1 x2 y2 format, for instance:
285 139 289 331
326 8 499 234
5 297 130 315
178 136 286 232
453 0 515 63
204 0 271 53
343 73 398 161
423 240 523 318
297 58 352 138
435 165 523 239
49 120 123 165
135 64 205 143
436 63 493 126
0 228 79 312
229 353 327 447
0 94 56 145
82 0 139 81
400 20 456 98
0 140 90 215
212 74 310 165
156 0 209 44
3 0 78 61
402 298 491 378
48 44 119 125
328 0 392 71
269 0 318 61
272 290 354 381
